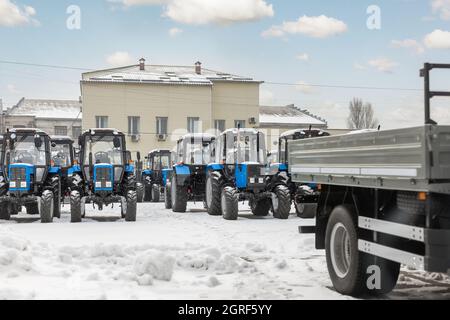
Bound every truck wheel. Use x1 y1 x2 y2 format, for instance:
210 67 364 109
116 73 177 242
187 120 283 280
151 184 160 202
272 185 291 219
70 191 82 223
295 202 317 219
325 205 400 297
144 182 152 202
0 203 11 220
171 175 187 213
136 182 144 203
221 186 238 221
40 190 54 224
125 190 137 222
206 172 222 216
251 198 271 216
26 203 39 215
164 183 172 209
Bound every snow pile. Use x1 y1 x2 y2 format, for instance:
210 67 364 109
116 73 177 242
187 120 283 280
0 227 34 273
134 250 175 283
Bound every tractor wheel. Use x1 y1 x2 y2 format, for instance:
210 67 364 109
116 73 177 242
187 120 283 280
9 203 19 216
221 186 239 221
70 191 82 223
40 190 54 224
151 184 160 203
144 182 152 202
272 185 291 220
251 198 271 217
205 172 222 216
136 182 144 203
125 190 137 222
171 175 187 213
26 203 39 215
164 183 172 209
0 203 11 220
51 176 62 219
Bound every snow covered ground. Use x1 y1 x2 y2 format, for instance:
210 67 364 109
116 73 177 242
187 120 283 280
0 202 449 300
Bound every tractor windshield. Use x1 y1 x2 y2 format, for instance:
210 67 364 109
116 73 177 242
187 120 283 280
183 138 213 165
152 154 171 170
51 143 72 168
225 132 266 165
7 134 47 166
84 135 124 165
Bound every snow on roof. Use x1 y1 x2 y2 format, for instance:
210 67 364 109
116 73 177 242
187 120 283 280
82 64 261 86
8 98 81 120
259 105 327 127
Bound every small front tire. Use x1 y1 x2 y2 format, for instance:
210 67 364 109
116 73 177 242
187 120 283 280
272 185 291 220
125 190 137 222
221 187 238 221
70 191 82 223
40 190 54 224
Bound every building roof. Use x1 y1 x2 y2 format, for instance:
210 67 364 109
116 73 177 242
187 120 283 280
259 105 327 127
7 98 82 120
82 63 262 86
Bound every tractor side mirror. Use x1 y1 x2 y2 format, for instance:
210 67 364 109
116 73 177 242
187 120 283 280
51 142 57 148
34 136 42 148
113 137 121 148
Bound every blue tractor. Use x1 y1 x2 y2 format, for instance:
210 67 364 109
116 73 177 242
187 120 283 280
205 128 291 221
170 134 215 213
51 135 77 205
142 149 173 204
0 129 61 222
273 128 330 218
69 128 137 222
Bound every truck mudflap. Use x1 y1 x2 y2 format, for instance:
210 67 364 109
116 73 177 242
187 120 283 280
358 216 450 273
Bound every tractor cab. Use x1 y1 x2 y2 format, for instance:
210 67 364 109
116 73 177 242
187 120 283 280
142 149 173 203
51 136 75 170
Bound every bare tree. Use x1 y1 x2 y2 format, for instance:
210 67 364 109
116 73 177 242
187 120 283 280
347 98 379 129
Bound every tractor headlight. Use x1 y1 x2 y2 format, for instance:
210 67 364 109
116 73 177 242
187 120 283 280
106 181 112 188
10 181 16 188
95 182 102 188
20 181 27 188
249 177 255 184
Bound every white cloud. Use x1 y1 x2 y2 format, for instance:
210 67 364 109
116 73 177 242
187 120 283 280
424 29 450 49
107 0 169 6
391 39 425 54
353 62 367 70
262 15 347 39
6 84 19 93
0 0 38 27
296 53 309 62
368 58 398 73
431 0 450 20
168 27 183 37
106 51 134 66
295 81 315 94
164 0 274 25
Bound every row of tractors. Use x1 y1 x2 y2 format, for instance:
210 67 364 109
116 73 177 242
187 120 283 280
138 127 329 221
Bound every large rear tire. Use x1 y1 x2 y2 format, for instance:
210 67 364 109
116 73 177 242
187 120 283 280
171 175 187 213
325 205 400 297
70 191 82 223
205 172 222 216
272 185 291 220
144 182 152 202
40 190 54 224
251 198 271 216
221 186 238 221
51 177 61 219
125 190 137 222
136 182 144 203
164 183 172 209
151 184 160 203
0 203 11 220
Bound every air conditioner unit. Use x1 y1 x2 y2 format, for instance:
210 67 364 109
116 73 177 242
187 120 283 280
157 134 167 141
131 134 140 142
249 117 257 125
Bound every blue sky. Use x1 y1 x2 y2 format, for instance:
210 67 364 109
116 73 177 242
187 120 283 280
1 0 450 128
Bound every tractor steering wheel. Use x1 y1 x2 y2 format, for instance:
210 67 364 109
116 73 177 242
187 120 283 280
15 151 34 164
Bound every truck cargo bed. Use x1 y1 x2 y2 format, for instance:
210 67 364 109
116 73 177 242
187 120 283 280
288 125 450 194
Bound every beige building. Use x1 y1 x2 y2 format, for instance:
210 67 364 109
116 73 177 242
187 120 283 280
81 59 262 154
2 98 82 138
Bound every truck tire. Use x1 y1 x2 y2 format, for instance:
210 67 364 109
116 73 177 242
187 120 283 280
171 175 187 213
70 191 82 223
125 190 137 222
295 202 317 219
164 183 172 209
325 205 400 296
206 172 222 216
251 198 271 216
40 190 54 224
0 203 11 220
136 182 144 203
151 184 160 203
221 186 238 221
272 185 291 220
144 182 152 202
26 203 39 215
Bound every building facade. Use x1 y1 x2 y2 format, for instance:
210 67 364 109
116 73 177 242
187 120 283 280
3 98 82 138
81 59 262 154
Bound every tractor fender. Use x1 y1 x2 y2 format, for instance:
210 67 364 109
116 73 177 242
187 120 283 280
68 164 82 176
125 164 134 173
48 166 61 175
161 169 173 187
270 163 288 173
173 165 190 186
206 163 224 172
142 169 152 176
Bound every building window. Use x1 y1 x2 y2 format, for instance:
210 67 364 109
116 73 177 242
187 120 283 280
235 120 246 129
72 126 82 138
214 120 226 133
156 117 168 135
128 116 140 135
187 117 200 133
96 116 108 128
55 126 68 136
